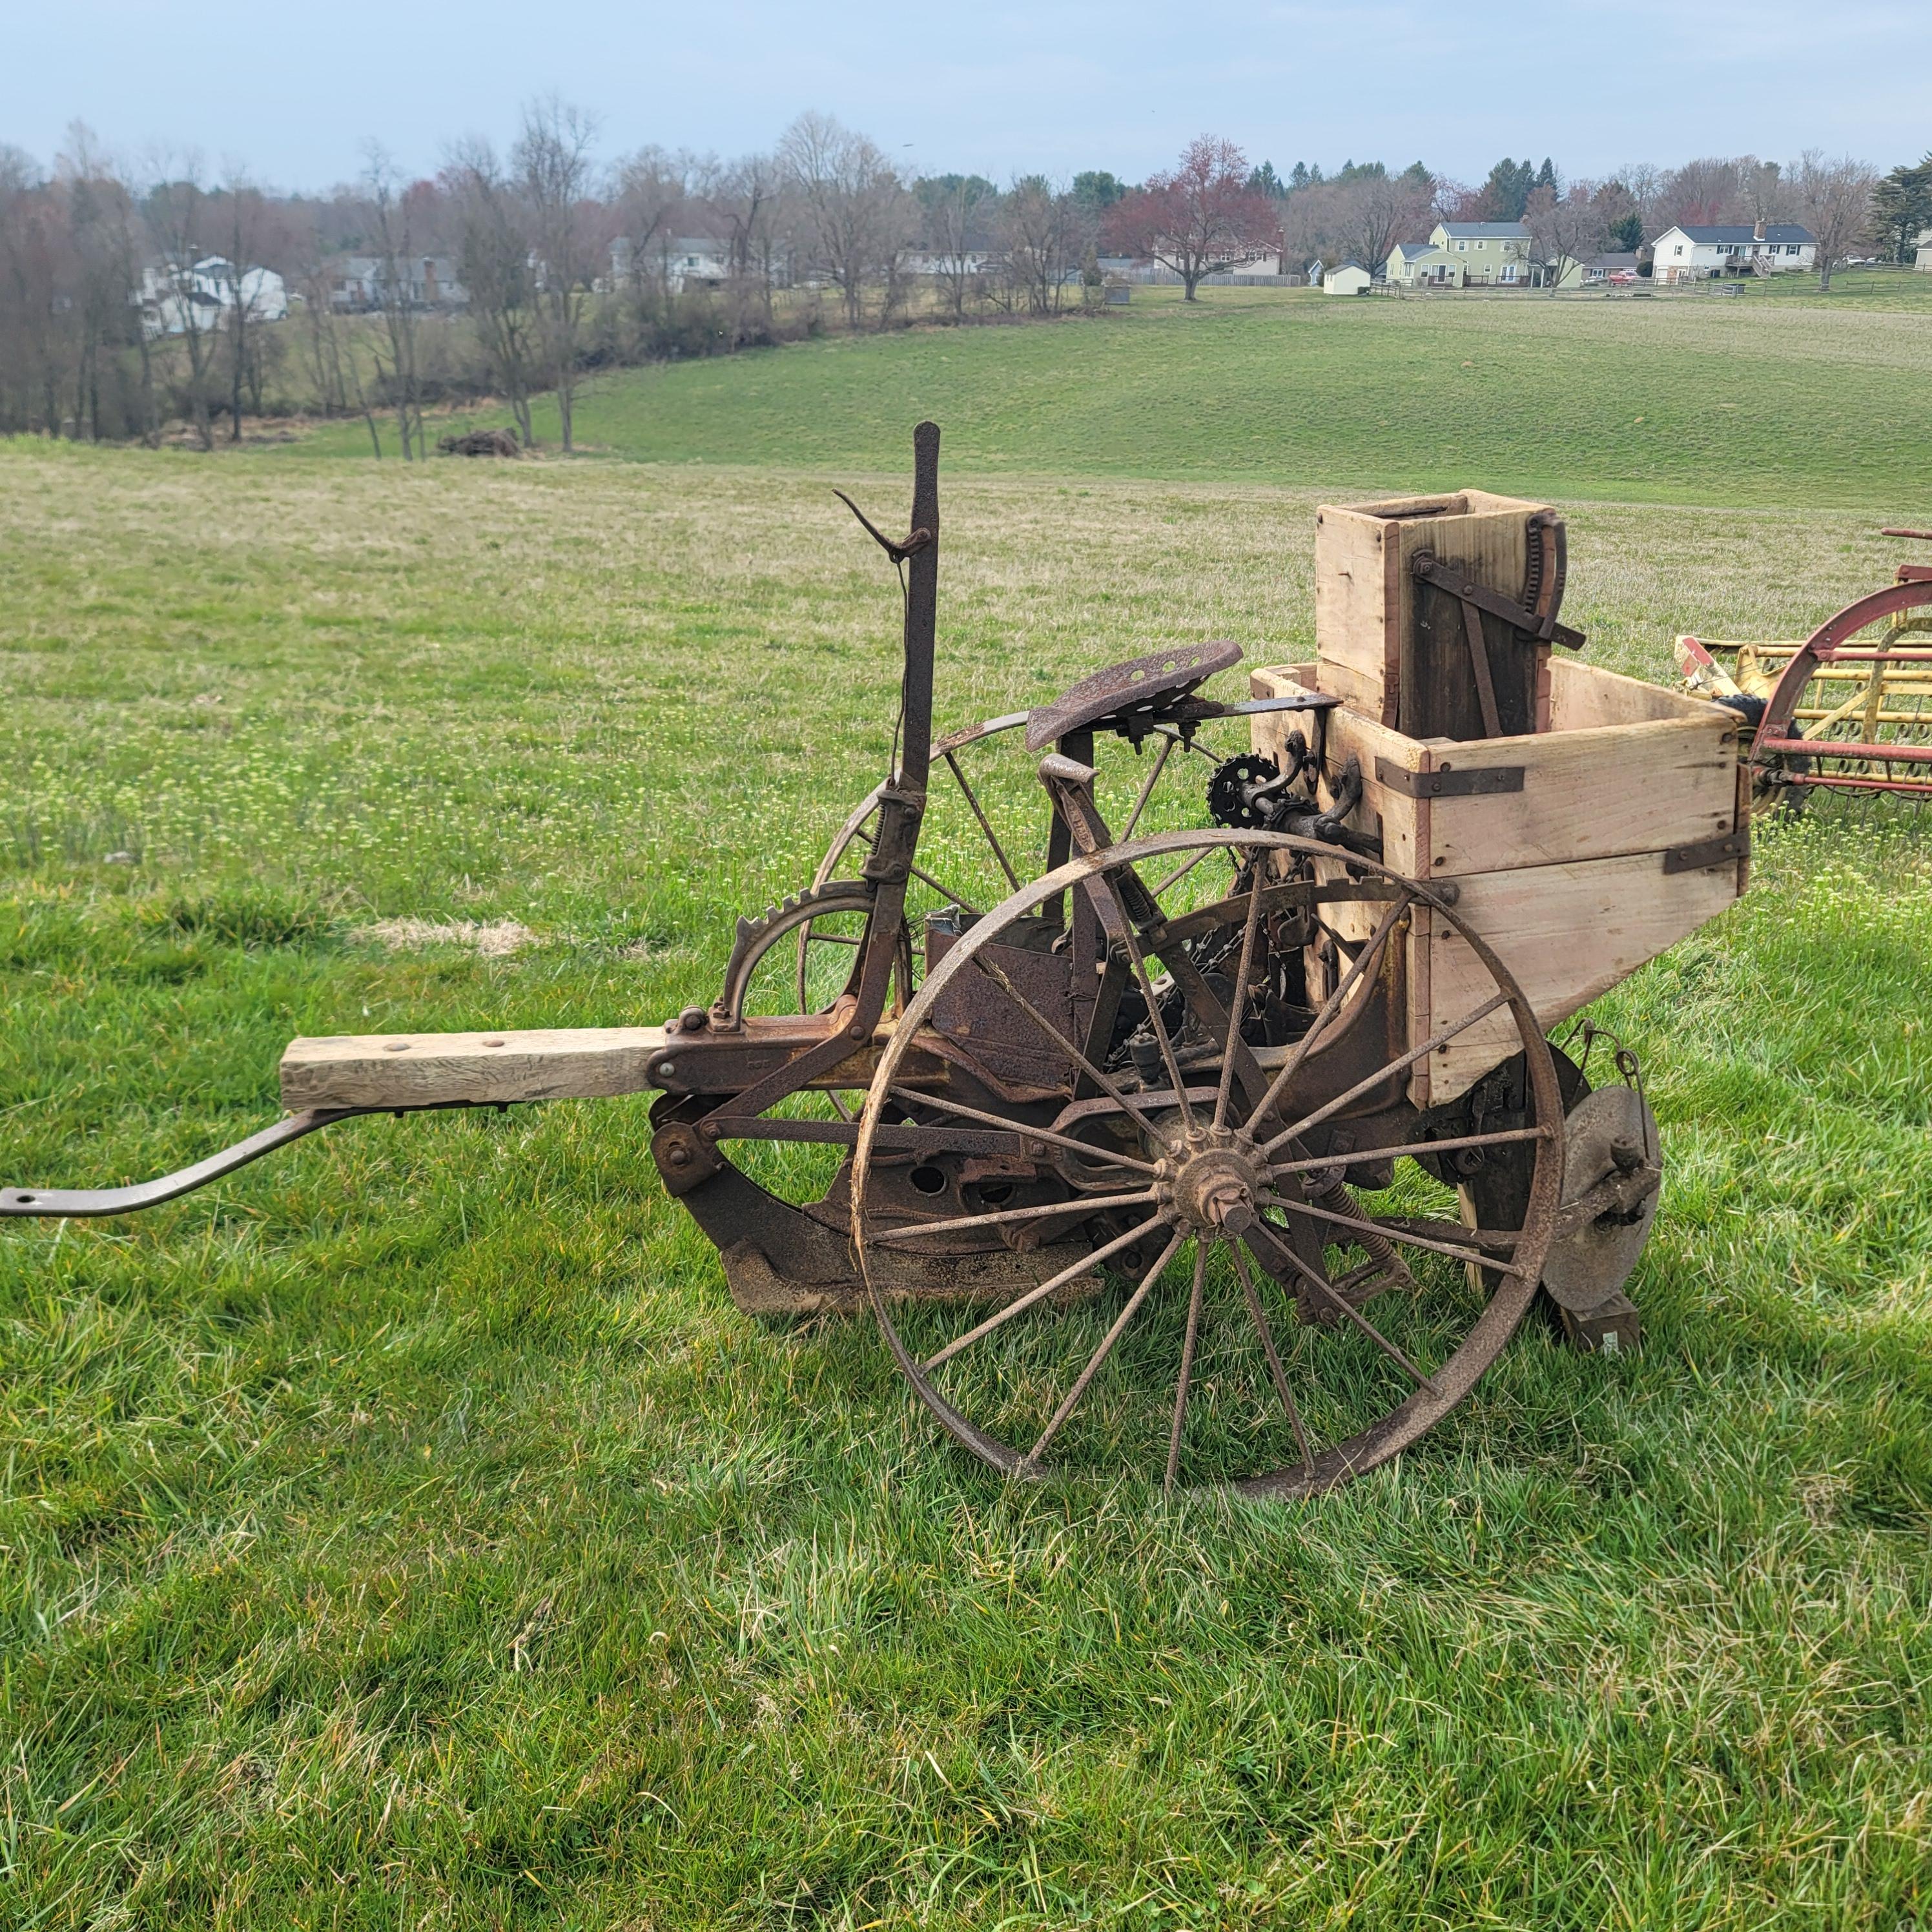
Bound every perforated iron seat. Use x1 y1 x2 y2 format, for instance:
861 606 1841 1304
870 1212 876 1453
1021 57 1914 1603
1024 641 1244 751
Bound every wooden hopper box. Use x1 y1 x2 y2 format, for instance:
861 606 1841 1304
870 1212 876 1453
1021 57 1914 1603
1251 655 1749 1105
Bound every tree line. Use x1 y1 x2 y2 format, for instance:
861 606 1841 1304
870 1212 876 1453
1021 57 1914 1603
3 104 1926 448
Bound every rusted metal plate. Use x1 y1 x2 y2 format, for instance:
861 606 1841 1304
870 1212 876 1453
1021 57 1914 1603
1661 831 1748 874
1372 756 1525 799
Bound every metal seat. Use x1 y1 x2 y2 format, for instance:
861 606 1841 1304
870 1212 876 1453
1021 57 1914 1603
1025 641 1244 750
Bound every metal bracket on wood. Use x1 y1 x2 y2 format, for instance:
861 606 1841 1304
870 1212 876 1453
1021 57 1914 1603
1662 830 1747 874
1373 757 1525 799
1410 552 1587 651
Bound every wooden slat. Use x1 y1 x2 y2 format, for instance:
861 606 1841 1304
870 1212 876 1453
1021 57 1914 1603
1313 504 1400 725
1420 849 1743 1103
282 1027 672 1109
1423 713 1740 876
1548 656 1716 729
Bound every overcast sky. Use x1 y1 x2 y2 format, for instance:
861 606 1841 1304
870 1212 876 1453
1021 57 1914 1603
8 1 1928 192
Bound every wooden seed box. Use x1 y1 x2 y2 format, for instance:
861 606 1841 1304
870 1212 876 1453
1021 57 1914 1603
1315 488 1558 738
1250 657 1750 1105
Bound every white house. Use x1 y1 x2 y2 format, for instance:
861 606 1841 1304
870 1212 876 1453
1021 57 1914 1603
139 257 288 338
904 245 999 278
331 256 464 311
1915 227 1932 272
1650 222 1814 283
1324 261 1373 296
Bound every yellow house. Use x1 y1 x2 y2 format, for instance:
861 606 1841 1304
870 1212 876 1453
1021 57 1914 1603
1416 221 1540 287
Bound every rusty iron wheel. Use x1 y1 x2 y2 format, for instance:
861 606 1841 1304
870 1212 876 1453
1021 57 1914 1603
851 828 1566 1499
1751 578 1932 807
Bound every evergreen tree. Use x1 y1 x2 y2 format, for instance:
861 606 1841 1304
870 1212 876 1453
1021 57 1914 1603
1534 156 1558 196
1071 170 1127 213
1870 154 1932 263
1289 161 1310 192
1608 211 1643 252
1478 156 1536 221
1247 160 1286 200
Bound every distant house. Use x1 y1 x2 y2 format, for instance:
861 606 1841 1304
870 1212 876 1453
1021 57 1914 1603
1650 223 1814 283
904 247 1000 278
609 235 794 293
1426 221 1541 287
1387 239 1450 286
1324 261 1373 296
330 256 466 311
1550 250 1643 290
138 257 288 338
1915 227 1932 272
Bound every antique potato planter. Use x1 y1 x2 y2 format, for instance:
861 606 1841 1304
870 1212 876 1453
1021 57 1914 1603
5 426 1754 1496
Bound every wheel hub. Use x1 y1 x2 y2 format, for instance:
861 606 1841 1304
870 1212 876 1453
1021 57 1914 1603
1163 1130 1266 1233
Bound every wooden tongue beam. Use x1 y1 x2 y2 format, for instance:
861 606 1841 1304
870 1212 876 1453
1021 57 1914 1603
280 1028 671 1110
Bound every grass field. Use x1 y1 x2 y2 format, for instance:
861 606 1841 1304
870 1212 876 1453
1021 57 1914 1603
5 287 1932 1928
296 279 1932 514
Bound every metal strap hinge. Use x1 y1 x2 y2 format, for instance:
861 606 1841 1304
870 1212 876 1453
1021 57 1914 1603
1373 757 1525 799
1662 831 1747 874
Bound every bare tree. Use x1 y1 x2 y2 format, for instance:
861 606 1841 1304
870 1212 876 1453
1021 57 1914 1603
1002 175 1079 315
1337 169 1435 282
218 170 278 440
701 150 786 342
1104 136 1280 298
1792 149 1880 289
446 137 540 444
778 112 914 330
612 143 691 322
1526 181 1610 291
144 152 222 448
289 213 382 454
56 125 149 442
1614 161 1667 235
514 96 601 451
361 147 423 458
923 175 994 321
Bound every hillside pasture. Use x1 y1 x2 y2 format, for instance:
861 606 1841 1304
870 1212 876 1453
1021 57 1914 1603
294 279 1932 515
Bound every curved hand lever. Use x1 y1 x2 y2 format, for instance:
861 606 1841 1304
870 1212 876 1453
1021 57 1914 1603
1 1107 373 1217
832 488 932 565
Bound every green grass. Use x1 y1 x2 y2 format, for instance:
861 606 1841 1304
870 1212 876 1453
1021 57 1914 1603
4 363 1932 1930
296 280 1932 512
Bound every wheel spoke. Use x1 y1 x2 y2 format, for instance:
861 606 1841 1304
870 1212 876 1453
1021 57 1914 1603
1086 877 1195 1135
968 952 1173 1148
943 748 1022 893
1260 1189 1528 1276
1120 733 1177 842
1266 1124 1550 1181
1233 1208 1441 1396
1259 989 1512 1159
1226 1238 1313 1478
921 1213 1171 1371
1242 890 1410 1138
1213 876 1268 1131
868 1187 1160 1246
889 1085 1158 1175
1164 1241 1209 1491
1023 1229 1186 1471
1150 844 1218 899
